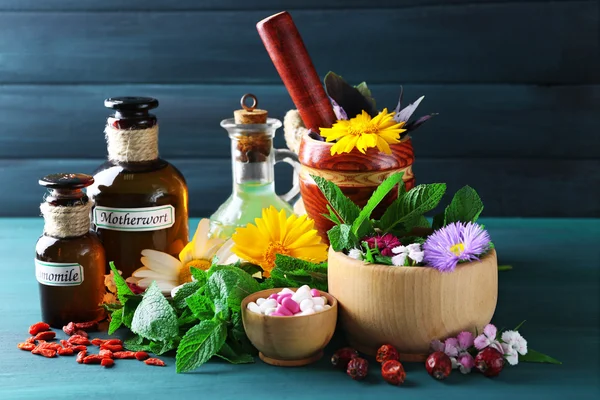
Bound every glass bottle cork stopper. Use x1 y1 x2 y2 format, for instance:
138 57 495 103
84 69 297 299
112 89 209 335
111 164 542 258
39 173 94 204
234 94 268 124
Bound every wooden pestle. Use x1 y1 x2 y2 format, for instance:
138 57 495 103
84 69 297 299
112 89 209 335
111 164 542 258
257 11 337 132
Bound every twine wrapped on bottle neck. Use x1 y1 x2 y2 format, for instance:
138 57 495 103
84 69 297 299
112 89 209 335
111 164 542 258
105 125 159 162
40 201 93 238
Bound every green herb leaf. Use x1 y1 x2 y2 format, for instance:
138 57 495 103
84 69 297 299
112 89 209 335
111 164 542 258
238 262 263 277
185 291 215 320
431 212 446 230
312 175 360 225
123 335 152 352
271 255 328 292
206 268 261 315
323 205 342 224
108 308 123 335
122 295 142 328
444 185 484 224
351 172 404 237
328 224 357 252
177 308 200 329
379 183 447 233
324 71 378 117
513 320 526 331
176 319 227 373
355 82 377 112
109 261 135 303
150 339 178 355
131 281 179 342
190 267 208 285
216 342 255 364
520 348 562 365
172 281 203 310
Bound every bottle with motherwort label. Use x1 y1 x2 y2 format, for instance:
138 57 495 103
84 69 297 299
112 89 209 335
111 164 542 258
88 97 189 279
35 173 106 327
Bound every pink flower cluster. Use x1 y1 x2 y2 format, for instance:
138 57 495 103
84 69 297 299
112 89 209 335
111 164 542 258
431 331 475 374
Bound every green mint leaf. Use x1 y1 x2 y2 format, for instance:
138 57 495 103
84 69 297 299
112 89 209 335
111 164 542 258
190 267 208 285
520 348 562 365
259 278 275 290
397 179 406 198
216 342 255 364
311 175 360 225
271 255 328 291
379 183 447 232
131 281 179 342
230 312 257 355
238 262 263 277
328 224 357 252
351 172 404 237
150 339 178 355
122 295 141 328
123 334 153 352
176 319 227 373
444 185 484 224
431 212 446 230
374 255 393 265
172 281 203 310
185 291 215 320
108 308 123 335
205 268 261 315
109 261 135 303
102 302 123 313
322 205 342 225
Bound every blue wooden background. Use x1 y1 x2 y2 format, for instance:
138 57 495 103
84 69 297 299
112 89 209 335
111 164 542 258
0 0 598 217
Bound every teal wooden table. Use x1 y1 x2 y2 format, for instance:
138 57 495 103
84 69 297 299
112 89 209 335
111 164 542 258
1 218 598 400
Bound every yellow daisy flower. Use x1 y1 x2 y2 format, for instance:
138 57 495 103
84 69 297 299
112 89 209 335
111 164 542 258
320 108 406 155
231 206 328 277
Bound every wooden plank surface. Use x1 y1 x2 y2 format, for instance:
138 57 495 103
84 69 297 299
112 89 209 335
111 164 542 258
0 84 597 159
0 2 596 84
2 158 598 218
0 0 572 11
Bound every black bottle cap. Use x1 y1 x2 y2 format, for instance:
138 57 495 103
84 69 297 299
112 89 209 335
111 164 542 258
104 97 159 111
39 173 94 189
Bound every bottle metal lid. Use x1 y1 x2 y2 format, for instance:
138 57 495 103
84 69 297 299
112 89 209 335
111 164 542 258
104 97 159 111
39 173 94 190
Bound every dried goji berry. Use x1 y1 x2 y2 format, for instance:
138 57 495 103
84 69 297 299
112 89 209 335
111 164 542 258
74 321 99 331
17 342 36 351
71 345 88 352
68 335 91 345
73 330 88 338
38 342 61 351
135 351 149 361
144 358 165 367
29 322 50 335
60 340 71 348
76 350 87 364
57 347 74 356
112 351 136 359
26 337 36 344
35 348 57 358
83 354 103 364
62 322 76 336
91 338 106 346
100 344 123 352
101 358 115 368
34 331 56 341
104 339 123 346
99 349 113 358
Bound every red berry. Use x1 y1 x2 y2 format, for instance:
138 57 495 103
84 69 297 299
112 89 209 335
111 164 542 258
425 351 452 380
331 347 359 369
475 348 504 377
381 360 406 385
346 357 369 380
376 344 399 363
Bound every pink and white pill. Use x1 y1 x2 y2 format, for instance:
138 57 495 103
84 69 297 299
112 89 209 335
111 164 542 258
276 304 293 316
282 297 300 314
277 293 293 303
268 293 278 300
310 289 320 298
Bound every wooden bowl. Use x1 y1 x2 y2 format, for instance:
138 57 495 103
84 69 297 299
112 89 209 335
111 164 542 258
328 248 498 361
241 288 338 367
298 132 415 242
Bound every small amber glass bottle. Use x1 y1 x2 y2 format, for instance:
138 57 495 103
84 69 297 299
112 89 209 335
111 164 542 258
88 97 189 279
35 173 106 328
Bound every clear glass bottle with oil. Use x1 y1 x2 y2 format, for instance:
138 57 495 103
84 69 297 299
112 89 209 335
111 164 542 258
35 173 106 327
88 97 189 279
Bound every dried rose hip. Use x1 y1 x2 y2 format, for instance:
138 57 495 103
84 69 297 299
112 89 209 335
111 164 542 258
83 355 103 364
101 358 115 368
100 344 123 352
113 351 136 359
62 322 76 336
475 348 505 377
346 357 369 380
376 344 399 363
76 350 87 364
135 351 149 361
17 342 36 351
57 347 74 356
68 335 91 345
145 358 166 367
34 331 56 341
381 360 406 385
426 351 452 380
29 322 50 335
331 347 359 369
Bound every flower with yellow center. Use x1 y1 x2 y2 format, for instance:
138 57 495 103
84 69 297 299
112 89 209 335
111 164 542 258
231 206 328 277
319 108 406 156
126 219 225 295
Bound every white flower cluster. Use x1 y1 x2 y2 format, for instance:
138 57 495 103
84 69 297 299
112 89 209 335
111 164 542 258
391 243 424 266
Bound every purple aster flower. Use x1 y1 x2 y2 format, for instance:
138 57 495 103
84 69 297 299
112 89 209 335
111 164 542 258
364 233 401 257
423 222 491 272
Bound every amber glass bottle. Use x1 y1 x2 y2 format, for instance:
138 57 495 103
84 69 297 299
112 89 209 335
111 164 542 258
88 97 189 279
35 173 106 328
